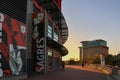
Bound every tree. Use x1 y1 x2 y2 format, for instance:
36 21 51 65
117 53 120 67
105 54 113 65
68 58 76 64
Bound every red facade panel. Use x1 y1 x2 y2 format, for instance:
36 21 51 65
55 0 62 10
0 13 27 77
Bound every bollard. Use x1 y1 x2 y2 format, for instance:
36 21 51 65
112 66 119 76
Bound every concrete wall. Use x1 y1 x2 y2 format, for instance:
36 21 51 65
26 0 33 59
26 0 33 74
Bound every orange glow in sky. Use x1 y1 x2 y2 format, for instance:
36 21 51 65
62 0 120 61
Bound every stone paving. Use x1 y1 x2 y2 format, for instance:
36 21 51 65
0 65 117 80
21 65 114 80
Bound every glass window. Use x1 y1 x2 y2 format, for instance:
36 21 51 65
48 51 52 56
48 25 52 38
53 32 58 42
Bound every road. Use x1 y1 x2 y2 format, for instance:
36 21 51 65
26 65 110 80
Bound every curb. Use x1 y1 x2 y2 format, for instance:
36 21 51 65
0 74 27 80
97 67 114 80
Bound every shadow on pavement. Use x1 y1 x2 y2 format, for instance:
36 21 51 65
25 65 108 80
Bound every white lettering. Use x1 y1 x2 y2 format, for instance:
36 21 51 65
36 38 44 48
36 61 44 72
36 38 45 72
37 54 44 60
37 61 44 67
37 49 44 54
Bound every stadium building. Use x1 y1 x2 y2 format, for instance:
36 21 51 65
0 0 68 79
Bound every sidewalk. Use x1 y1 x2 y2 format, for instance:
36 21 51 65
0 65 117 80
82 65 113 80
20 65 114 80
87 64 120 80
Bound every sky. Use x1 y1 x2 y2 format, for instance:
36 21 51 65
61 0 120 61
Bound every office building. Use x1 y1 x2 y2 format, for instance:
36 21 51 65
80 39 109 64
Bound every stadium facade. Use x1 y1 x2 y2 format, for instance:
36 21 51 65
0 0 68 78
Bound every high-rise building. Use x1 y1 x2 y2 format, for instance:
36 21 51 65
80 39 109 64
0 0 68 79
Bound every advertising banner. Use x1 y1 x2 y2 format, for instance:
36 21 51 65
0 13 27 77
32 12 46 73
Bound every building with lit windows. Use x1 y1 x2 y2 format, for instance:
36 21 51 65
0 0 68 79
80 39 108 64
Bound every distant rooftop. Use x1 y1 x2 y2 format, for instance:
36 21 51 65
81 39 107 48
81 39 106 43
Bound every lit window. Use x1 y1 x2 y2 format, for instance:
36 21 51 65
53 32 58 42
48 51 52 56
48 25 52 38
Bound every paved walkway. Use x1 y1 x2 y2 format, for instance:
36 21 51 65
21 65 113 80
